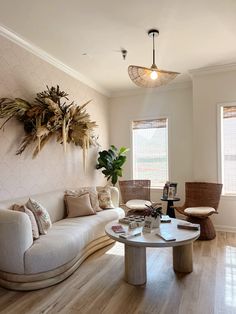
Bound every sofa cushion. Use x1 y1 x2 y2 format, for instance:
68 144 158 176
126 199 151 210
26 199 52 235
11 204 40 240
65 187 102 212
65 193 96 218
184 207 216 216
24 207 125 274
97 187 115 209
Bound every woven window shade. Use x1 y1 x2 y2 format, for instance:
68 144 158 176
223 106 236 119
128 66 179 88
133 118 167 129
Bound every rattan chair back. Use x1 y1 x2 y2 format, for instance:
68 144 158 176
184 182 222 210
119 180 151 203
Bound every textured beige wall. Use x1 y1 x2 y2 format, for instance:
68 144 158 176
109 86 193 205
192 71 236 231
0 35 109 201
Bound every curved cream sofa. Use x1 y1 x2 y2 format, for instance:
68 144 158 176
0 187 124 291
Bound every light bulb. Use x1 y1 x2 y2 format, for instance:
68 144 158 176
150 70 158 80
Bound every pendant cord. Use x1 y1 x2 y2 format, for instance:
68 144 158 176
152 33 155 66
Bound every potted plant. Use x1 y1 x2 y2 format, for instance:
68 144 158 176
96 145 129 185
144 203 163 228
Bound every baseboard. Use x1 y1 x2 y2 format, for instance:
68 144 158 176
215 225 236 233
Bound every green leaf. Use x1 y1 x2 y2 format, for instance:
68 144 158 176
119 146 129 155
110 145 118 151
111 173 118 185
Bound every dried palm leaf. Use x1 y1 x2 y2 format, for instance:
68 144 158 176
0 86 98 170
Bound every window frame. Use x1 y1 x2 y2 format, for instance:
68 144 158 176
217 102 236 196
130 115 171 189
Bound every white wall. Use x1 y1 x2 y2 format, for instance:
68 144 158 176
109 85 193 205
0 34 109 201
192 70 236 231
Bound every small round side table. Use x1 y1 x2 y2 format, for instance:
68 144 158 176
161 197 180 218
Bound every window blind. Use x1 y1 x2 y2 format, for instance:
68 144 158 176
222 106 236 194
132 118 168 187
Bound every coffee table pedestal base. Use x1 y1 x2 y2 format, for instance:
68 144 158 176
125 245 146 285
173 243 193 273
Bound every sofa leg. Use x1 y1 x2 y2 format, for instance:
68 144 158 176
187 217 216 240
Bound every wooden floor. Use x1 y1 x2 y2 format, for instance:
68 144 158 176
0 231 236 314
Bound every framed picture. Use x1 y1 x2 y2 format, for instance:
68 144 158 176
168 186 175 199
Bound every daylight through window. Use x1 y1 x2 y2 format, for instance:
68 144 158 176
132 118 168 187
221 106 236 194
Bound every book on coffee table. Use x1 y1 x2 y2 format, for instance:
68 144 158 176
177 222 199 230
111 225 126 233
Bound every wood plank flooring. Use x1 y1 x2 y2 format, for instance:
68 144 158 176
0 231 236 314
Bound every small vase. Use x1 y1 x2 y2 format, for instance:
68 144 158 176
151 216 160 228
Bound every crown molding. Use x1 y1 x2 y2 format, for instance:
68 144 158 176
110 79 192 98
189 63 236 77
0 24 109 97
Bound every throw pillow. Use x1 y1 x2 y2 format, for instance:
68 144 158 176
26 198 52 235
65 187 102 212
11 204 40 240
65 192 96 218
97 187 114 209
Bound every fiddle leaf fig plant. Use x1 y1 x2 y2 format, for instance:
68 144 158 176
96 145 129 185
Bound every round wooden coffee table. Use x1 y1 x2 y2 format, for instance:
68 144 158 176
105 218 200 285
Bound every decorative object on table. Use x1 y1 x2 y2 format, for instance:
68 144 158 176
0 85 97 169
162 181 169 198
128 29 180 88
162 181 178 199
119 215 145 228
168 186 175 199
119 180 151 215
160 215 171 223
96 145 129 185
142 216 153 233
170 182 178 196
144 202 163 229
173 182 222 240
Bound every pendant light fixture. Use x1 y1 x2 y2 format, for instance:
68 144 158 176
128 29 180 88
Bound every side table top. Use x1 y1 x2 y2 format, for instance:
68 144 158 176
161 197 180 202
105 218 200 248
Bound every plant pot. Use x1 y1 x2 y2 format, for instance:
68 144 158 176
151 216 160 228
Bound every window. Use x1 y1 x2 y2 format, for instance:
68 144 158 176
132 118 168 187
220 105 236 194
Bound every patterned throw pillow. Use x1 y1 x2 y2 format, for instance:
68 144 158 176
11 204 40 240
65 187 102 212
65 192 96 218
97 187 115 209
26 198 52 235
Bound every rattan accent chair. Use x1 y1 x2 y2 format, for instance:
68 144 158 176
174 182 222 240
119 180 151 216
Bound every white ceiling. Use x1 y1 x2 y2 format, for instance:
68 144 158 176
0 0 236 95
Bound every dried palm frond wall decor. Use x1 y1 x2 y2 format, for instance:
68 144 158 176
0 85 98 170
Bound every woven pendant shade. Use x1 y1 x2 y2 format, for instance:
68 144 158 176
128 65 179 88
128 29 180 88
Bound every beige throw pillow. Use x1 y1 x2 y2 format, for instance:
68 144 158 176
65 192 96 218
26 199 52 235
97 187 114 209
65 187 102 212
11 204 40 240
